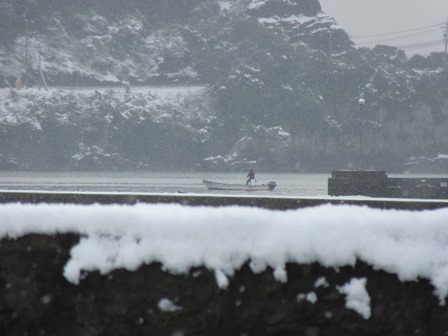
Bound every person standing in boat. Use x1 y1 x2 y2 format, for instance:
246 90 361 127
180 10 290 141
246 168 255 186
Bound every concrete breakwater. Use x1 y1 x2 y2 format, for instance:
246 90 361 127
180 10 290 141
328 170 448 199
1 191 448 335
1 190 448 210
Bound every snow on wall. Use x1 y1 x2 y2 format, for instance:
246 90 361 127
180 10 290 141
2 202 448 311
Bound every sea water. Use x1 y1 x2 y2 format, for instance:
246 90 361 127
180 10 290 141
0 171 330 197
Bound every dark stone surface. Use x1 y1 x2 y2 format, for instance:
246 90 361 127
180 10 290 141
328 170 448 200
2 191 448 211
0 234 447 336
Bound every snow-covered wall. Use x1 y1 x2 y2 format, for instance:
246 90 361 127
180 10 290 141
1 202 448 335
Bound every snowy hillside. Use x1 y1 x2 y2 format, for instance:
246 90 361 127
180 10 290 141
1 0 448 172
0 85 213 171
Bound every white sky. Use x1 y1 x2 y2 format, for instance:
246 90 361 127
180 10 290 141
3 201 448 317
319 0 448 56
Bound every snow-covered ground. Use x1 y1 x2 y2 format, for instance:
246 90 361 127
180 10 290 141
2 202 448 318
0 84 209 130
0 85 207 102
0 84 211 137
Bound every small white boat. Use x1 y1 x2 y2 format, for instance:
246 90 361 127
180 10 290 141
202 179 276 191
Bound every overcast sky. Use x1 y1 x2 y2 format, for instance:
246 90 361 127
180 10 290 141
319 0 448 56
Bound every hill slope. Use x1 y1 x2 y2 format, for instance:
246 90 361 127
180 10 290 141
1 0 448 173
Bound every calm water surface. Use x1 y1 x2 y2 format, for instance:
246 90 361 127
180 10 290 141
0 172 330 197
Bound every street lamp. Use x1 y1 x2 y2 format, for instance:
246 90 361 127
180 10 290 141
358 98 365 108
358 97 365 169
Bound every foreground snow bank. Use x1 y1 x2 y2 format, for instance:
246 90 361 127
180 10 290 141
1 203 448 302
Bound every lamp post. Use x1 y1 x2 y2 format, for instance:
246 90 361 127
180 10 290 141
358 97 365 169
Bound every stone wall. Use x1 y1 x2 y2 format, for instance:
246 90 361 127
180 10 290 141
2 191 448 210
328 170 448 199
1 233 448 336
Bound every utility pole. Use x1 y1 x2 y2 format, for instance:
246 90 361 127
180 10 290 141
24 5 29 88
327 32 332 72
443 19 448 68
444 19 448 55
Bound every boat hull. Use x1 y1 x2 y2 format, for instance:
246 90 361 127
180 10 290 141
202 179 276 191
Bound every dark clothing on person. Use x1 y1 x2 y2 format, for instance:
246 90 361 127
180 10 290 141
246 169 255 185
